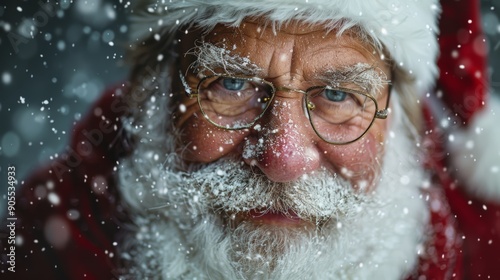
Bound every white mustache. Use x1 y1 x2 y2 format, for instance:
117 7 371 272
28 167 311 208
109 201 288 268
180 158 371 223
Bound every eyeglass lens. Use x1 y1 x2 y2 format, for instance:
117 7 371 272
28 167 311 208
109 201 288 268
197 75 377 143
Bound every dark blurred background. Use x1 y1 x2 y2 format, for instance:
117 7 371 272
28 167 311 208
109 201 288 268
0 0 499 214
0 0 129 187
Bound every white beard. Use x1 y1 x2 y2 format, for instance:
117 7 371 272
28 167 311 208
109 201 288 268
116 92 429 280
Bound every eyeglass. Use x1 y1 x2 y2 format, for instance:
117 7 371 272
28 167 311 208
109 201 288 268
183 74 391 145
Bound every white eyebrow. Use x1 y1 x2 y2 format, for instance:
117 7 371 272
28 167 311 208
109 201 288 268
315 63 390 96
186 41 262 77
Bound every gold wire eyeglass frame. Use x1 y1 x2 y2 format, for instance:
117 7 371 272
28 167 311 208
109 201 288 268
183 74 391 145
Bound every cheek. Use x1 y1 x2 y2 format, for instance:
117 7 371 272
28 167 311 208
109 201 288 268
319 131 385 190
177 115 248 162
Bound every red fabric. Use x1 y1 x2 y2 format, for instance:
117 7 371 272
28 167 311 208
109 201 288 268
1 85 131 279
430 0 500 278
436 0 488 125
422 106 500 280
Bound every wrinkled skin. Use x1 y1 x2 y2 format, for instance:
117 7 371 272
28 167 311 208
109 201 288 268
173 19 392 226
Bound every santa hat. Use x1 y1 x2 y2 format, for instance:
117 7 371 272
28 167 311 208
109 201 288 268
128 0 500 201
436 0 500 202
130 0 440 91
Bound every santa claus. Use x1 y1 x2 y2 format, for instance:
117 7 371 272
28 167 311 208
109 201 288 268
3 0 500 279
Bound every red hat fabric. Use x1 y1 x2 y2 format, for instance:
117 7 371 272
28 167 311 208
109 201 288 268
435 0 500 203
425 0 500 278
436 0 488 125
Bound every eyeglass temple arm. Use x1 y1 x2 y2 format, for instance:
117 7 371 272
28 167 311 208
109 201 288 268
179 70 199 98
375 81 392 119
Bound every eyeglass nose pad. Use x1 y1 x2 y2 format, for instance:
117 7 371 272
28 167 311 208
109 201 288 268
261 97 272 103
375 109 388 119
306 101 315 111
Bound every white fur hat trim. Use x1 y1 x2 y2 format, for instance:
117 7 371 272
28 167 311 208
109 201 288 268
130 0 441 92
448 95 500 202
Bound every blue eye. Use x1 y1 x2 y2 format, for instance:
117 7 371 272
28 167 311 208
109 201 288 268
222 78 246 91
324 88 347 102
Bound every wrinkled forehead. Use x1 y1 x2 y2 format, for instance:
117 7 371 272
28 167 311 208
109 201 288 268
209 20 380 56
180 19 390 80
208 19 374 44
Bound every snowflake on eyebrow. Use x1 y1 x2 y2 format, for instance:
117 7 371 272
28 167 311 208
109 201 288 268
186 41 262 77
322 63 390 96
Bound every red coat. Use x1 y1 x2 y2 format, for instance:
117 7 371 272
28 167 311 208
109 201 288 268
2 89 130 279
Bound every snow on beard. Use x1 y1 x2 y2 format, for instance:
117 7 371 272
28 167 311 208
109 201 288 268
117 83 428 279
180 157 370 226
117 133 427 279
119 152 383 279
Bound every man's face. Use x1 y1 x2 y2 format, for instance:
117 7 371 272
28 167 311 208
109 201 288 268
174 20 391 223
119 19 427 279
